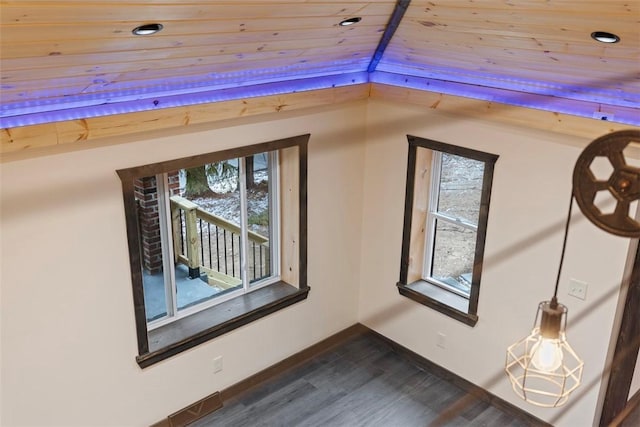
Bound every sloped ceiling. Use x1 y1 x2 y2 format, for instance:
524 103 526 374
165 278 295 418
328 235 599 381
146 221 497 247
1 0 639 128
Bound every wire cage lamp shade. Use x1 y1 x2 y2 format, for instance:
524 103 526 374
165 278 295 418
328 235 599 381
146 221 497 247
505 299 584 407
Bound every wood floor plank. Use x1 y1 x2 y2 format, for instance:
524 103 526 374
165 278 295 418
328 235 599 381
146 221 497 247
192 330 539 426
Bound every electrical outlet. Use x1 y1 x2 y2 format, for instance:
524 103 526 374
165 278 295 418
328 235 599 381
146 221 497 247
213 356 223 373
568 279 588 301
437 332 446 349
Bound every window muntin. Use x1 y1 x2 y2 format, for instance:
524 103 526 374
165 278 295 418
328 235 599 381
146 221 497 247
118 134 309 367
143 152 279 329
398 136 498 326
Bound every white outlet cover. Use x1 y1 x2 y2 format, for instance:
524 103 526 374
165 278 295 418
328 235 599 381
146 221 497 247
568 279 588 301
213 356 223 373
436 333 446 348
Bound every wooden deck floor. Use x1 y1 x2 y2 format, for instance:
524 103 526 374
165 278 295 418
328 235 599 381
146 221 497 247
192 331 538 427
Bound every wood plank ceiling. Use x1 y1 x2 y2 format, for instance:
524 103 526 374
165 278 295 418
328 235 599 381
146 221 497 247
1 0 638 126
378 0 640 109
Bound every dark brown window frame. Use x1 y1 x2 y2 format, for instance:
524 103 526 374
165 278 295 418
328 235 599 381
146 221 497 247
117 134 310 368
398 135 498 326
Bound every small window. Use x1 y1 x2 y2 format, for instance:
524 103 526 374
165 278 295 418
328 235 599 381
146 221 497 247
398 136 498 326
118 135 309 367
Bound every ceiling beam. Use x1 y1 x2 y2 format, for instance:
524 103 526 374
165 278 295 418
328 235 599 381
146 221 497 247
368 0 411 73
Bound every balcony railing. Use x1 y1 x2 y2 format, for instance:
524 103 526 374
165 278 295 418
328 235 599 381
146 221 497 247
170 195 270 289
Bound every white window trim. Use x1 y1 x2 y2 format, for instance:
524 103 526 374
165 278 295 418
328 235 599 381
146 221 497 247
157 173 178 319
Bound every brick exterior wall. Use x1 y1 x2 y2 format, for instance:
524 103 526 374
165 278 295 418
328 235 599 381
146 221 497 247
135 171 181 274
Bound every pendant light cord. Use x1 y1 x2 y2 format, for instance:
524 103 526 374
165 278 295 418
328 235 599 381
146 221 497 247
552 193 575 306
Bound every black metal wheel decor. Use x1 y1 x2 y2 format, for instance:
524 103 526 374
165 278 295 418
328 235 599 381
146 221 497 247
573 130 640 238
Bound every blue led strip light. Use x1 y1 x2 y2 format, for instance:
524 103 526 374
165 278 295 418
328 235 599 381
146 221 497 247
0 72 369 128
370 71 640 126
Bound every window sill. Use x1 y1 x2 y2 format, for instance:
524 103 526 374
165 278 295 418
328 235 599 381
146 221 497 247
397 281 478 327
137 282 310 368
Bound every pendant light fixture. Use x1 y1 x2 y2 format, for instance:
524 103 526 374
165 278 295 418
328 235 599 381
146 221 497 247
505 197 584 407
505 130 640 407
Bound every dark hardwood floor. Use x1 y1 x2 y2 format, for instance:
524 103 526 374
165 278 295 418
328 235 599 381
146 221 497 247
192 332 534 426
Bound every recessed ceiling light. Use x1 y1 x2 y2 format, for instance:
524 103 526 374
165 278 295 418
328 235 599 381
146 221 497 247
339 17 362 26
591 31 620 43
132 23 164 36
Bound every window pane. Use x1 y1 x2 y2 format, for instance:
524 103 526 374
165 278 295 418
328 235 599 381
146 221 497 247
173 161 243 312
245 152 274 285
430 218 476 296
437 153 484 224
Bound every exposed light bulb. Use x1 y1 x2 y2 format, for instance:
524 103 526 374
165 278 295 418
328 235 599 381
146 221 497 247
505 299 583 407
530 337 563 372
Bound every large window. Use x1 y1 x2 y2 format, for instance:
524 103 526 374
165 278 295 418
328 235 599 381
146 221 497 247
398 136 498 326
118 135 309 367
142 152 278 325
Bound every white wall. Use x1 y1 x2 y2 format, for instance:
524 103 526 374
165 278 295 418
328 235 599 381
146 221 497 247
628 215 640 401
1 97 635 426
358 99 632 426
0 102 367 426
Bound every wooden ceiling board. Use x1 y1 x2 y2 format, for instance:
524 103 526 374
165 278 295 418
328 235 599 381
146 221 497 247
377 0 639 106
2 43 373 82
386 46 640 78
379 58 635 96
0 0 638 124
1 1 395 111
1 3 392 24
1 31 384 60
402 4 638 22
1 55 372 104
396 20 640 45
1 37 373 82
1 19 388 46
379 53 636 90
391 31 639 60
1 49 370 91
400 0 638 13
